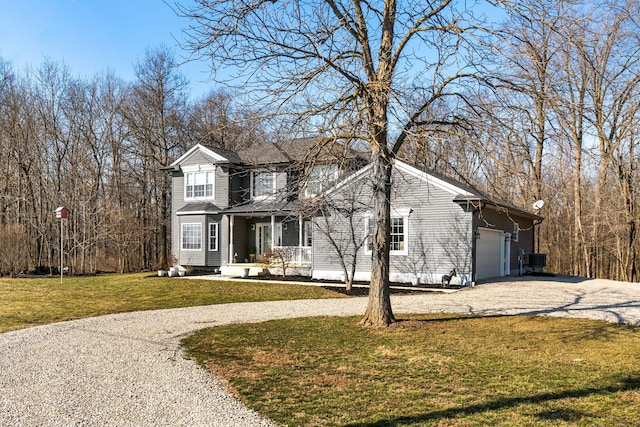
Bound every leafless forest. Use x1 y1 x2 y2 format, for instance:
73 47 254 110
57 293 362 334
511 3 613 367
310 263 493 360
1 1 639 282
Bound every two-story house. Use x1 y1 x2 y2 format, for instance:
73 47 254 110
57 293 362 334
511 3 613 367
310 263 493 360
164 139 544 284
163 138 366 276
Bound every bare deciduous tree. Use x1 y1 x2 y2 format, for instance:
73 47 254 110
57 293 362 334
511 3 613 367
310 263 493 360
178 0 499 325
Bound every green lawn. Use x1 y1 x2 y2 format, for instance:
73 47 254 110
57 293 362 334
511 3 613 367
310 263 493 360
183 314 640 427
0 273 345 333
4 273 639 426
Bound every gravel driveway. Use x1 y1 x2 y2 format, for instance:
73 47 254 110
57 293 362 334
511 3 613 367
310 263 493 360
1 276 639 426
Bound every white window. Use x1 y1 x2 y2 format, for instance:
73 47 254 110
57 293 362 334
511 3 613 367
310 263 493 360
390 217 406 252
185 170 214 199
365 215 409 255
305 164 339 196
208 223 219 251
252 171 276 198
181 223 202 250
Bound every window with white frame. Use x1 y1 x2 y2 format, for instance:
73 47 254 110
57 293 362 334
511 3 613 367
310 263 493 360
252 171 276 198
181 223 202 250
208 223 219 251
185 170 214 199
390 217 406 252
305 164 339 196
365 215 409 255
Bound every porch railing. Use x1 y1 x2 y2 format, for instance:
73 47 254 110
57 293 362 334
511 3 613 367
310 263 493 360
271 246 312 265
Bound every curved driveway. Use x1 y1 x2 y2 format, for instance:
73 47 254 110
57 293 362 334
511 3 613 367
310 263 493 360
1 277 639 426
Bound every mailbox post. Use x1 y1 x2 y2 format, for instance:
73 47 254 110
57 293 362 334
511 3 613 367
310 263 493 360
55 207 69 283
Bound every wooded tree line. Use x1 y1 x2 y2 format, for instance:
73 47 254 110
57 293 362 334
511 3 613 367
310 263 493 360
401 0 640 282
0 46 262 275
1 0 639 283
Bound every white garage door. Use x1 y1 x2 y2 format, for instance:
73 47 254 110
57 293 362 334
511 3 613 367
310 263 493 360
476 228 504 280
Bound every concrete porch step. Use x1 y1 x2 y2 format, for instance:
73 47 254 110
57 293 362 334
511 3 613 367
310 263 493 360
220 264 268 277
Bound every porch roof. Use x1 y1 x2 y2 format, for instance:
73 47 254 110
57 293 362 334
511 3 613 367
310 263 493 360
223 199 299 216
176 202 223 216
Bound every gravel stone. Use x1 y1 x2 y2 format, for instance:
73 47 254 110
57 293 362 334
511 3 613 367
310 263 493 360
1 276 639 426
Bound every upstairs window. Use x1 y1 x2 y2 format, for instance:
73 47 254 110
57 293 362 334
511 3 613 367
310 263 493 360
185 170 214 199
252 171 276 198
305 164 339 197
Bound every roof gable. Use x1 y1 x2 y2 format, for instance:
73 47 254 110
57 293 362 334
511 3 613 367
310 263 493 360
170 143 230 167
394 161 476 197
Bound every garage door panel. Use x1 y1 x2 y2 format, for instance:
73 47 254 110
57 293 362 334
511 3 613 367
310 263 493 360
477 229 502 280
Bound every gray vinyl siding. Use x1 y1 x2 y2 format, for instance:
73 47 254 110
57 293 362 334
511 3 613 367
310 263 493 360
473 208 535 271
281 219 301 246
312 166 473 283
276 171 287 193
230 169 249 204
170 173 182 265
176 215 206 266
205 215 224 266
169 149 231 267
220 215 229 265
178 153 230 208
230 215 250 262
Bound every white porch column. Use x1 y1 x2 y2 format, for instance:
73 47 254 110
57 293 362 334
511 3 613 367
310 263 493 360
229 214 235 264
270 215 275 250
298 215 304 264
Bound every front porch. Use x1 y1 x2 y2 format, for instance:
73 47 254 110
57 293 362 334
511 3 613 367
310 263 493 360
223 212 313 276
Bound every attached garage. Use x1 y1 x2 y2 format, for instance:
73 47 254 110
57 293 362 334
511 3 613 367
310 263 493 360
476 228 504 280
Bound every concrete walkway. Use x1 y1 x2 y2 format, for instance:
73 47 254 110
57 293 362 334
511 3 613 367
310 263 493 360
1 277 639 426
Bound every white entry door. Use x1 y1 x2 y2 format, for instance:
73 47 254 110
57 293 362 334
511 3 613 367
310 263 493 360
256 224 272 256
476 228 504 280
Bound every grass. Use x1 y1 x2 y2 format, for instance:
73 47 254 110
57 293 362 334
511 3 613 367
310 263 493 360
0 273 345 333
182 314 640 427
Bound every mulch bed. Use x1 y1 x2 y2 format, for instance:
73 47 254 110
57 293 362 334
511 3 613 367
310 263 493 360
240 274 463 296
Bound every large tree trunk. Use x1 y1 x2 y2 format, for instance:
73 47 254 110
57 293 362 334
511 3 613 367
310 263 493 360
360 153 395 326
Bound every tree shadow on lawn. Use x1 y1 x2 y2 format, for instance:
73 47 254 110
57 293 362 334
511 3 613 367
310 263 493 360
343 375 640 427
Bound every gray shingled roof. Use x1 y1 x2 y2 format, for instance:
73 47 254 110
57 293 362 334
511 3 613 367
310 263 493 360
223 198 298 215
176 202 223 215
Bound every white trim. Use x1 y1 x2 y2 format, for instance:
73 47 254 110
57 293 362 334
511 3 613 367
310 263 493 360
323 160 476 199
170 143 228 167
391 207 412 217
182 164 216 173
176 210 220 216
208 222 219 252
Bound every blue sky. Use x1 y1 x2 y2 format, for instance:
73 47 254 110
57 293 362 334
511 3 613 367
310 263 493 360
0 0 214 97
